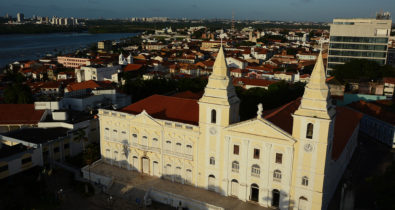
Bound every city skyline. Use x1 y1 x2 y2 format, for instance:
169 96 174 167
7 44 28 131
1 0 394 22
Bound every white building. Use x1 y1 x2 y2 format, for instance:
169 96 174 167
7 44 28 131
76 65 120 83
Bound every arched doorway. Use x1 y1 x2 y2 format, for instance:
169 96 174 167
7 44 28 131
298 196 308 210
208 175 215 191
231 179 239 197
272 189 280 207
141 157 149 174
132 156 138 171
250 183 259 202
152 161 159 177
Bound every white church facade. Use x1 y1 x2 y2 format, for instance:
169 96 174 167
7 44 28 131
97 46 362 209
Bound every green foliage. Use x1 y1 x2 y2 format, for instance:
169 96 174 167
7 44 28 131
3 70 26 83
191 28 205 39
286 48 299 55
124 77 304 120
122 77 207 102
83 143 100 165
3 83 33 104
257 34 286 44
237 81 305 120
332 59 395 83
234 41 256 47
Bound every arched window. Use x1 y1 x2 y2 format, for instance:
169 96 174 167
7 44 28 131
273 170 282 182
302 176 309 186
251 164 260 177
232 161 239 173
210 157 215 165
211 109 216 124
306 123 314 139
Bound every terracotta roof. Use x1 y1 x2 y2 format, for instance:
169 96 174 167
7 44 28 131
123 64 144 72
383 77 395 84
66 80 113 92
171 91 203 100
40 81 61 89
263 98 301 134
263 98 363 160
348 100 395 125
332 107 363 160
233 78 278 88
121 94 199 125
0 104 45 125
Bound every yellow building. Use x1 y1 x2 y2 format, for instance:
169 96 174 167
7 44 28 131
98 46 362 210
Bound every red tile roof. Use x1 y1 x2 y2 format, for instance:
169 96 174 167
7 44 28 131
233 78 278 88
348 100 395 125
123 64 144 72
172 91 203 100
263 98 363 160
121 94 199 125
332 106 363 160
383 77 395 84
0 104 45 125
66 80 100 92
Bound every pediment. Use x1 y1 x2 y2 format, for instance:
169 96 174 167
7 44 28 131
225 118 295 142
131 110 162 127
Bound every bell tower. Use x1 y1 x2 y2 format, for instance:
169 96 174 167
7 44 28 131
290 51 336 210
197 45 240 193
198 45 240 127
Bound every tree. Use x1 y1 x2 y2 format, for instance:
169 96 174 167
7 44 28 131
83 143 100 185
3 84 33 104
73 128 88 151
332 59 395 83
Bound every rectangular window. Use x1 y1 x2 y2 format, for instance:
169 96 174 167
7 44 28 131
0 164 8 172
233 145 239 155
276 153 283 164
22 157 32 164
253 149 260 159
54 147 60 153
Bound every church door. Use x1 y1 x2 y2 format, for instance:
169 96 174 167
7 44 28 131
272 189 280 207
298 197 308 210
153 161 159 177
208 175 216 191
250 184 259 202
132 156 138 171
231 180 239 197
142 157 149 174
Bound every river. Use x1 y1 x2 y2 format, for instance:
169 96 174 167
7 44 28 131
0 33 137 67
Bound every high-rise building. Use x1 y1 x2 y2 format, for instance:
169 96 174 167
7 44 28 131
17 13 24 22
327 13 392 72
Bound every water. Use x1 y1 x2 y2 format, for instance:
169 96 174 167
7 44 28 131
0 33 137 67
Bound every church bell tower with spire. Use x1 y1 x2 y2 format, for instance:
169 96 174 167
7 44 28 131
197 45 240 193
290 51 336 210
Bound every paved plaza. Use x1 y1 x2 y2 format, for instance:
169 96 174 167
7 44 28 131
89 161 271 210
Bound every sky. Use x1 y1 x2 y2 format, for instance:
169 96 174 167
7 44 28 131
0 0 394 22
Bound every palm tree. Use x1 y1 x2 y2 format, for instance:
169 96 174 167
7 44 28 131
73 128 88 151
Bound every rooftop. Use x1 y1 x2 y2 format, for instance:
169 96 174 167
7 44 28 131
0 104 45 125
0 143 28 159
263 98 363 160
2 127 70 144
121 94 199 125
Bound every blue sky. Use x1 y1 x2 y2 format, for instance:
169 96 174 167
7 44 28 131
0 0 394 22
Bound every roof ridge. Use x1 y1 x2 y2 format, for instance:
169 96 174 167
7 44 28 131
264 98 301 119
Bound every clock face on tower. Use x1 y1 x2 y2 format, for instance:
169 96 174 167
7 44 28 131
304 143 313 152
209 127 217 135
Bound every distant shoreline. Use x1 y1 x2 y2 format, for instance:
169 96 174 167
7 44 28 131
0 24 148 35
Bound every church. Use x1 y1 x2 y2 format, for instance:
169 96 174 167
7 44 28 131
98 45 362 210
